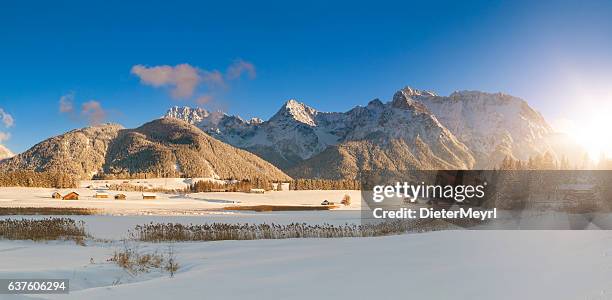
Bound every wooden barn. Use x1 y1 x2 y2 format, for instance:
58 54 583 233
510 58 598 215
142 193 157 200
94 192 109 199
62 192 79 200
51 192 62 199
114 194 127 200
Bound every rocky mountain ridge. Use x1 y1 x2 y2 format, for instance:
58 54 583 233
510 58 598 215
165 86 559 177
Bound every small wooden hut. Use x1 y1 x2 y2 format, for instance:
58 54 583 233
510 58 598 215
62 192 80 200
51 192 62 199
114 194 127 200
142 193 157 200
94 192 109 199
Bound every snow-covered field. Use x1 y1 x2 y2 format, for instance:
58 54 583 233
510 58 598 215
2 231 612 300
2 185 611 299
0 187 361 215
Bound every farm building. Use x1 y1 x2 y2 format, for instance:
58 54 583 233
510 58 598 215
51 192 62 199
250 188 265 194
62 192 79 200
114 194 127 200
272 182 291 191
142 193 157 200
94 192 109 199
321 200 334 206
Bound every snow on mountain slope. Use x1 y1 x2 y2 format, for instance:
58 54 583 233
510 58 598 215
0 124 123 178
0 119 291 181
0 144 13 160
164 85 561 175
166 91 475 178
287 92 475 178
166 102 345 169
406 88 556 168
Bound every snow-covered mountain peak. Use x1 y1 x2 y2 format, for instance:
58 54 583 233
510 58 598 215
270 99 318 126
166 106 212 124
367 98 384 108
163 85 560 174
449 90 521 104
392 89 430 113
399 86 437 97
418 90 554 167
164 106 253 138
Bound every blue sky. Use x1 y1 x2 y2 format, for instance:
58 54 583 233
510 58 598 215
1 0 612 153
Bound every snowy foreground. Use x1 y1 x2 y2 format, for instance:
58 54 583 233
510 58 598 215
2 230 612 300
2 185 612 299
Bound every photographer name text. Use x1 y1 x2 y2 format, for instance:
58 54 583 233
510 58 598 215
372 207 497 220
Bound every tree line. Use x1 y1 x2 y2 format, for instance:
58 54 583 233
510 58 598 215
496 152 612 170
189 178 274 192
0 170 360 191
0 171 78 188
188 178 361 192
290 179 360 190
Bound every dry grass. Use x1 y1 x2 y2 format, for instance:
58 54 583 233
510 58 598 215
224 205 339 212
0 207 100 215
129 221 415 242
109 243 179 277
341 194 351 206
0 217 88 244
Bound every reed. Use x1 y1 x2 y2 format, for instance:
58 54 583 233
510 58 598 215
0 207 99 215
129 221 416 242
0 217 88 244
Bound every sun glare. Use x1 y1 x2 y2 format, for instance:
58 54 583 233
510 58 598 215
561 109 612 162
553 78 612 163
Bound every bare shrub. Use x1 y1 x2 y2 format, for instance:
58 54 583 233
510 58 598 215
165 246 178 277
0 218 88 244
109 243 179 277
341 194 351 206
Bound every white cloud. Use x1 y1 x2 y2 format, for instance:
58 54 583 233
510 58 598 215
0 131 9 142
0 108 14 128
195 95 213 105
81 100 107 125
131 60 256 104
201 70 225 87
226 59 256 80
59 93 108 125
0 107 13 144
131 64 204 99
59 92 75 113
